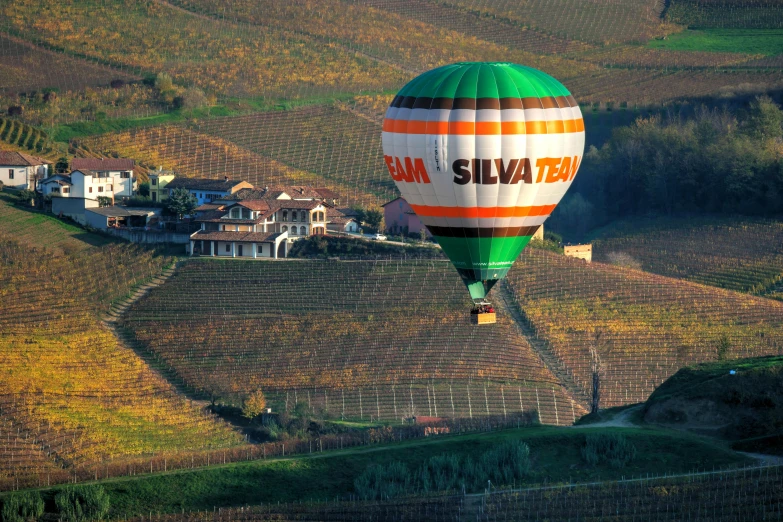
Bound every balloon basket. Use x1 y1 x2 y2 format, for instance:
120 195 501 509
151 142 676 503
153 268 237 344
471 312 496 325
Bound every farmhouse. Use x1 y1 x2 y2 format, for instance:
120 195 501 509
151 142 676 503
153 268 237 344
39 173 73 196
148 168 176 202
166 176 253 205
382 196 430 237
564 244 592 262
70 158 135 197
0 151 51 190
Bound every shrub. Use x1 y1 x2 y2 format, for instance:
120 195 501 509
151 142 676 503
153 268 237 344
54 485 110 522
354 461 412 501
475 439 531 488
582 433 637 469
416 454 461 493
15 190 35 206
1 491 44 522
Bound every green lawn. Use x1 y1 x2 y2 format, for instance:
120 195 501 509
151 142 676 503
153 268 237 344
6 425 750 519
648 29 783 55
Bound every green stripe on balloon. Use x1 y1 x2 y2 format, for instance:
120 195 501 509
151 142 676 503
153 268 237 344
396 63 572 100
432 234 534 300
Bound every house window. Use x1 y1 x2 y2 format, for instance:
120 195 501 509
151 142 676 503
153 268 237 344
319 211 324 221
242 208 251 219
226 244 231 252
290 226 297 236
282 210 288 222
257 244 263 254
52 187 60 193
98 186 103 192
292 210 297 222
107 185 113 192
230 207 240 218
8 169 13 180
300 226 306 236
63 187 70 194
89 187 93 193
282 225 288 232
121 171 130 178
151 178 157 186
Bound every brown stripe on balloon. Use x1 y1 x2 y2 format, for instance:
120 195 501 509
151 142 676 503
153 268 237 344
393 96 579 111
427 226 541 238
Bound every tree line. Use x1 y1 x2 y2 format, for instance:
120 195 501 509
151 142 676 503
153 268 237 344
551 96 783 238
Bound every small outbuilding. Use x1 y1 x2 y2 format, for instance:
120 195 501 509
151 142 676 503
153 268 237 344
85 206 154 229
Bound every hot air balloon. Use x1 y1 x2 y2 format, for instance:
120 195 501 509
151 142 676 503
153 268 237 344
381 62 584 324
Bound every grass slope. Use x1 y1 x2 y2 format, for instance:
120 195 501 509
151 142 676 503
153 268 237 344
644 355 783 443
648 28 783 55
5 426 750 519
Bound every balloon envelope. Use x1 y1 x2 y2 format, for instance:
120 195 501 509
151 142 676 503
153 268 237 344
382 62 585 300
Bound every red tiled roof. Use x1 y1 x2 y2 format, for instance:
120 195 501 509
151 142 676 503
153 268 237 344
314 187 340 199
0 151 51 166
71 158 134 171
237 200 271 211
194 203 224 212
190 230 283 242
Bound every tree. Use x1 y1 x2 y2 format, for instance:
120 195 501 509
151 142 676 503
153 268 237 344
97 196 112 208
15 189 35 207
55 156 69 174
137 181 150 197
1 491 44 522
165 188 197 220
243 390 267 419
364 208 383 231
54 485 110 522
419 227 427 243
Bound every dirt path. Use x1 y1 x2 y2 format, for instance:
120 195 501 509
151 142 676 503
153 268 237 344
573 405 643 429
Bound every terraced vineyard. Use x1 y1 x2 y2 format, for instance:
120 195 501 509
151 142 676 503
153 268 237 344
1 0 407 99
505 249 783 407
195 103 395 205
0 198 242 490
481 465 783 521
592 217 783 295
121 259 585 425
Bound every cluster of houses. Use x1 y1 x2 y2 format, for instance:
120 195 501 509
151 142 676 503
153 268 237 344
0 153 362 259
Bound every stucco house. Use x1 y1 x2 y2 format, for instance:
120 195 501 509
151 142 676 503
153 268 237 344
70 158 135 197
165 177 253 206
382 196 431 237
0 151 51 190
148 169 176 202
39 174 73 196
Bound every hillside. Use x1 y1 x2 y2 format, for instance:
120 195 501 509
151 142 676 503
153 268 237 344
592 216 783 296
504 249 783 407
120 258 586 425
0 197 243 490
644 355 783 442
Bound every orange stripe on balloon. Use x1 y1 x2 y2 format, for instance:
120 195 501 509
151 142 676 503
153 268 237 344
409 204 556 219
382 119 584 135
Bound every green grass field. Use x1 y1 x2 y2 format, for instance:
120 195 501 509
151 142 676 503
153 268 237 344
5 425 750 519
648 29 783 55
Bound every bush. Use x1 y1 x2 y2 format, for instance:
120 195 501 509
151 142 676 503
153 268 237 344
417 454 461 493
354 461 412 501
54 485 110 522
1 491 44 522
474 439 531 488
582 433 637 469
15 189 35 206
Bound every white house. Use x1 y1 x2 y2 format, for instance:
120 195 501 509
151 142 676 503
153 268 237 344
0 151 51 190
165 176 253 206
39 174 73 196
70 158 135 197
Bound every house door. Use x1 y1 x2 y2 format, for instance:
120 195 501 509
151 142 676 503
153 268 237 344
238 244 243 256
277 242 285 258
